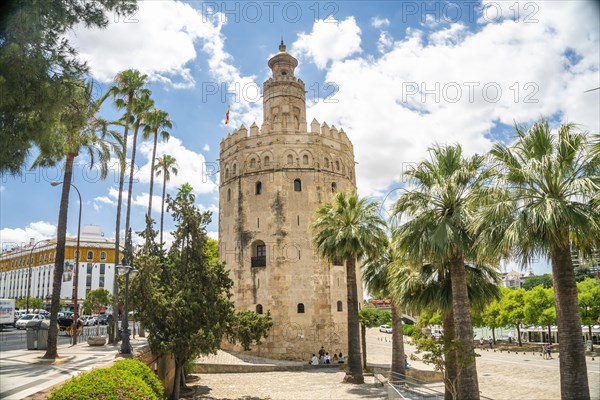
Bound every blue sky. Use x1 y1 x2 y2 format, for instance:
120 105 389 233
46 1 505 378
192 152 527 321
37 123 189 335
1 1 599 275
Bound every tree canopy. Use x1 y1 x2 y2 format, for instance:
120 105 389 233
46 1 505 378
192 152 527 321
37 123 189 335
0 0 137 173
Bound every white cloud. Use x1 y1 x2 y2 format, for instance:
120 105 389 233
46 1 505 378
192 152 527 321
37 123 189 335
202 144 210 152
132 193 163 215
377 31 394 53
207 231 218 240
136 136 218 195
0 221 57 249
371 17 390 28
304 2 599 194
292 17 362 69
69 1 225 88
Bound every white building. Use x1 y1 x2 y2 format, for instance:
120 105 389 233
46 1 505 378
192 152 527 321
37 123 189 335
0 225 118 308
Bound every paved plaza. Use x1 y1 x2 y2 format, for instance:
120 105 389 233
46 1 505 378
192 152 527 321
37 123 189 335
190 328 600 400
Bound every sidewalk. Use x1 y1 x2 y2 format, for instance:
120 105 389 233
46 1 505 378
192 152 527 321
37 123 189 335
0 337 149 400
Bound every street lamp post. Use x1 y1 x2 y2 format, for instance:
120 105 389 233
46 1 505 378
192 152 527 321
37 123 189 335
51 181 82 345
116 259 138 355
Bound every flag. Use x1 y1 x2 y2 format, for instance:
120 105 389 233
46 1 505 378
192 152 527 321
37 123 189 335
225 104 230 125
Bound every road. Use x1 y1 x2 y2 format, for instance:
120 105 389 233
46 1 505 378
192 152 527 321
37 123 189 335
0 325 105 352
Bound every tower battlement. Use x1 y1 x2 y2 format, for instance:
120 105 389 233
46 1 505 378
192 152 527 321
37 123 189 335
219 118 353 152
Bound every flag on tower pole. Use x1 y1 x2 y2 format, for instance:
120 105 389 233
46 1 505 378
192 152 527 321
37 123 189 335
225 104 230 125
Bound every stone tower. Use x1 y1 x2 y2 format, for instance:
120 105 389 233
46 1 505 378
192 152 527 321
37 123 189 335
218 42 361 361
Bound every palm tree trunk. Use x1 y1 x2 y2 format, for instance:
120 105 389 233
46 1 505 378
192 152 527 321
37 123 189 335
124 121 141 252
361 323 367 369
449 254 479 400
43 153 75 359
112 101 131 344
160 173 166 244
344 255 364 384
443 309 457 400
147 130 158 219
551 238 590 400
517 324 522 347
492 328 496 344
390 301 406 376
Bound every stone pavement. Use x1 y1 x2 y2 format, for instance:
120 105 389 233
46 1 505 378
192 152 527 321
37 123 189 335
0 337 149 399
190 329 600 400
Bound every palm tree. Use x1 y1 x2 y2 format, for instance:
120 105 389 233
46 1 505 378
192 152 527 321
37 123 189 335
33 80 121 358
143 108 172 220
109 69 147 343
124 89 154 255
474 120 599 399
391 260 501 399
310 192 387 384
393 144 489 399
155 154 178 244
362 229 406 376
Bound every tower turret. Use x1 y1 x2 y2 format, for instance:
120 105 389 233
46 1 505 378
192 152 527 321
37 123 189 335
263 41 306 132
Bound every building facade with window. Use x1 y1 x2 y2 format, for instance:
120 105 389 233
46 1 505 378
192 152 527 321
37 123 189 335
0 224 117 308
218 42 361 361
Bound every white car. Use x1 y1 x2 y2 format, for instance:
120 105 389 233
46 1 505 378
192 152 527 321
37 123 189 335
379 324 393 333
85 316 98 326
15 314 47 330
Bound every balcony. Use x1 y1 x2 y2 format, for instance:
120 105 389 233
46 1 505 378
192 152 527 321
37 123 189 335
251 256 266 267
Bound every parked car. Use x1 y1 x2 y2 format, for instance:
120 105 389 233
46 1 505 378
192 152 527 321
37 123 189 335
98 314 109 325
85 316 98 326
379 324 393 334
15 313 47 330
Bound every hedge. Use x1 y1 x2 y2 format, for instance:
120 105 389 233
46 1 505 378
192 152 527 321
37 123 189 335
49 359 164 400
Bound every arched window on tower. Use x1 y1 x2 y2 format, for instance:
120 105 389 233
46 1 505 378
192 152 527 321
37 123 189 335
336 161 340 171
233 164 237 175
297 303 305 313
227 188 231 202
294 179 302 192
324 158 329 168
256 181 262 195
264 155 270 166
303 154 309 165
251 240 266 267
337 301 343 312
287 154 294 165
256 304 263 314
331 182 337 192
225 168 230 179
250 158 256 168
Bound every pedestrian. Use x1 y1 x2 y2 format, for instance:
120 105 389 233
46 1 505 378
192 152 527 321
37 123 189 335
546 343 552 359
318 346 325 358
480 336 484 350
332 353 339 363
489 336 493 349
324 352 331 364
542 343 548 359
404 354 409 369
310 354 319 365
338 352 344 363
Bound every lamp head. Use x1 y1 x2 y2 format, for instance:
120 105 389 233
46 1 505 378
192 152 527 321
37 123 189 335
51 182 62 187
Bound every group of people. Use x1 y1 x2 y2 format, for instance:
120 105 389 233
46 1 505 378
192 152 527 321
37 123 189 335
542 343 553 359
309 346 344 365
479 336 494 350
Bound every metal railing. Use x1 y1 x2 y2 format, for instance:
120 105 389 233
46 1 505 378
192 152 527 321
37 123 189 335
251 256 266 267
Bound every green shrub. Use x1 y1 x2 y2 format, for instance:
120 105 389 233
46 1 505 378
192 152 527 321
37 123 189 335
403 324 415 336
49 364 160 400
112 359 164 398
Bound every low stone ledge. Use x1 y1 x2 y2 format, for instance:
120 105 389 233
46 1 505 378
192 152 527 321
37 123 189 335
194 363 305 374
